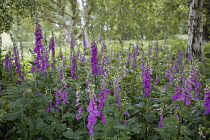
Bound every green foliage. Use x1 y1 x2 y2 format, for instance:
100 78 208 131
0 0 36 33
1 15 210 140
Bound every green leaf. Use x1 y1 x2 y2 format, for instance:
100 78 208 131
41 126 53 139
164 117 178 124
154 128 170 140
113 124 128 130
180 125 191 136
43 116 57 122
63 128 74 139
4 113 18 121
179 135 192 140
36 117 45 130
124 104 135 110
29 118 36 136
148 135 160 140
135 102 145 108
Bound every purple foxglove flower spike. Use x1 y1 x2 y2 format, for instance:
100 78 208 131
158 109 164 128
14 46 24 79
204 88 210 114
4 54 13 72
142 66 152 98
90 42 99 76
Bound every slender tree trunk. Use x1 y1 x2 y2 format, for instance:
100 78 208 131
188 0 204 60
64 27 71 43
82 0 89 46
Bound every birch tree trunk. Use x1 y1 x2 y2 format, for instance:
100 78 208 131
188 0 204 60
82 0 89 46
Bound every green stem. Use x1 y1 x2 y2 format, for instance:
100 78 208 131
94 76 97 93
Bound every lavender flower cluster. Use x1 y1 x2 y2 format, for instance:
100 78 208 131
83 35 87 52
142 65 152 98
31 22 49 73
114 77 122 108
87 95 99 135
14 46 24 79
71 54 78 79
4 54 13 72
204 88 210 114
158 109 164 128
90 42 98 76
49 37 55 69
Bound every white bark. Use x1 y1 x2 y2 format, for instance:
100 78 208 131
82 0 89 46
188 0 204 60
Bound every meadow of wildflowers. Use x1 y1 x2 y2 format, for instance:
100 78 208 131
0 22 210 140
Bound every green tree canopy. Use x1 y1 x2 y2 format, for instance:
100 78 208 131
0 0 36 33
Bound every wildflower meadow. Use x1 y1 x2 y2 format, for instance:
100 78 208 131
0 20 210 140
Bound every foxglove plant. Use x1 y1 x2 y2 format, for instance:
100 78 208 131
165 63 174 83
87 94 99 135
124 111 130 125
98 73 110 124
71 54 78 79
158 109 164 128
31 22 44 73
154 44 158 57
41 47 50 73
60 68 64 80
49 37 55 69
172 60 179 74
4 54 13 72
116 52 122 67
83 35 87 52
61 84 68 103
14 46 24 79
190 64 201 100
182 80 192 105
204 87 210 114
126 48 131 66
132 45 139 68
46 100 53 112
76 89 82 120
76 107 83 120
55 90 61 111
172 66 200 106
172 81 182 101
53 84 68 112
85 80 102 135
90 42 99 76
188 52 192 62
142 66 152 98
98 43 107 75
114 77 121 108
155 76 160 86
177 49 183 63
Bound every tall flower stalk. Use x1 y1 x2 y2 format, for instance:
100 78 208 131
142 64 152 98
4 54 13 72
49 37 55 69
83 35 87 52
114 77 121 108
99 43 108 75
90 42 98 76
71 53 78 79
204 87 210 114
86 80 100 136
31 21 45 73
14 46 24 79
157 109 164 128
132 45 139 69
